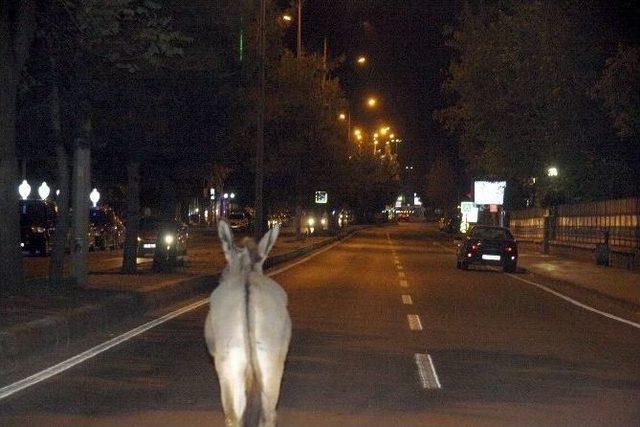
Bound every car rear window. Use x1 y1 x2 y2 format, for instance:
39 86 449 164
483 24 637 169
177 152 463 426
470 227 513 240
228 213 245 220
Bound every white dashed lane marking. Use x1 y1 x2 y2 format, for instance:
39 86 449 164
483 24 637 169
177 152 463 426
415 353 442 389
401 294 413 305
398 271 405 278
407 314 423 331
399 279 409 288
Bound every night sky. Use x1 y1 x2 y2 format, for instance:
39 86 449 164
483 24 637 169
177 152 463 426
298 0 461 174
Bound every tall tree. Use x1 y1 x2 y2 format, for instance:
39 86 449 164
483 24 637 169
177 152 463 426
436 1 635 203
425 155 459 211
593 45 640 141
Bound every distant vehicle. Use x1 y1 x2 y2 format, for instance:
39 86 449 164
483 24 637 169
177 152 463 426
456 225 518 272
227 211 249 231
19 200 58 256
337 209 353 228
268 212 291 228
137 218 188 258
88 207 125 251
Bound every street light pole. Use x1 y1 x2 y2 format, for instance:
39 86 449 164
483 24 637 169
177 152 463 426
254 0 266 238
297 0 302 58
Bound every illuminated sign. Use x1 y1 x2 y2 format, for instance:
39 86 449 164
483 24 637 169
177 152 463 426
474 181 506 205
315 191 328 204
460 201 475 213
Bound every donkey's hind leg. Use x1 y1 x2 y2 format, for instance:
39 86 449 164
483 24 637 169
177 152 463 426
216 352 249 427
255 352 287 427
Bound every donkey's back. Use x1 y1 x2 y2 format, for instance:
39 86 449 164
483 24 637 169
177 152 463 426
205 221 291 427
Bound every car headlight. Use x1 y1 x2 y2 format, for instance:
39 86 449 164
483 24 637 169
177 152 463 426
320 218 327 226
164 234 174 245
31 226 45 233
137 237 141 242
308 218 315 227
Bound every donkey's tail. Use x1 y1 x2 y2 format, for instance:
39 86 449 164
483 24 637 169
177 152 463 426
243 278 262 426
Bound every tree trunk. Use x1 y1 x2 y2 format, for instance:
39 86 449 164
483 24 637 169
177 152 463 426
70 130 91 285
47 42 69 286
121 161 140 273
49 143 70 285
295 205 302 240
0 3 35 295
0 76 23 295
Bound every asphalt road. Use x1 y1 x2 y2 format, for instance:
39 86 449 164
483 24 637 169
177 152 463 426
2 224 639 426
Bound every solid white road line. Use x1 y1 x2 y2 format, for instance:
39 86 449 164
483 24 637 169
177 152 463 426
401 294 413 305
407 314 423 331
415 353 442 389
397 265 404 270
0 235 354 401
399 279 409 288
0 298 208 400
507 273 640 330
398 271 406 278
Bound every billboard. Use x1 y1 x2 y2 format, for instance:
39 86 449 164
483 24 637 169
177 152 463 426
474 181 506 205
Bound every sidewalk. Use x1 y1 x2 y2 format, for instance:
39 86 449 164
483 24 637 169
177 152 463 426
0 227 361 362
517 245 640 309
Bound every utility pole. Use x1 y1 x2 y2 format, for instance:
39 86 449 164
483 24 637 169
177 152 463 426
322 37 327 89
254 0 266 238
296 0 302 58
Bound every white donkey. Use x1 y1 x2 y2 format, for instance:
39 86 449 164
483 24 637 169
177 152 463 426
204 220 292 427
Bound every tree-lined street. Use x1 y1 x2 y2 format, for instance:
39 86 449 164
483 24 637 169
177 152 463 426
2 224 638 426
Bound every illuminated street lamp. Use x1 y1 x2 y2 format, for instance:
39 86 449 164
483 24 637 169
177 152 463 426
230 193 236 199
18 179 31 200
338 113 346 120
38 182 51 200
282 14 292 22
366 97 378 108
356 55 367 65
547 167 559 177
89 188 100 208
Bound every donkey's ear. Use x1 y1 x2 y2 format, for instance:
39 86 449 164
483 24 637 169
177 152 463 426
218 220 234 260
258 225 279 260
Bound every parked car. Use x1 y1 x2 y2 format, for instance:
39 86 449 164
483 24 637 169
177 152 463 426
228 211 249 231
456 225 518 272
19 199 58 256
137 218 188 258
88 207 125 251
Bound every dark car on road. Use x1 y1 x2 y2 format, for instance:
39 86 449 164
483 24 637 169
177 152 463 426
227 211 250 231
20 199 58 256
88 207 125 251
456 225 518 272
137 217 188 259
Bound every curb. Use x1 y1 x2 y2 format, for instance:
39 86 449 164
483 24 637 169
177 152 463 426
0 226 363 361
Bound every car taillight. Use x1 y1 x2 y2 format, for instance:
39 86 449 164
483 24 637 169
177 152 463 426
471 244 477 250
506 246 513 252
